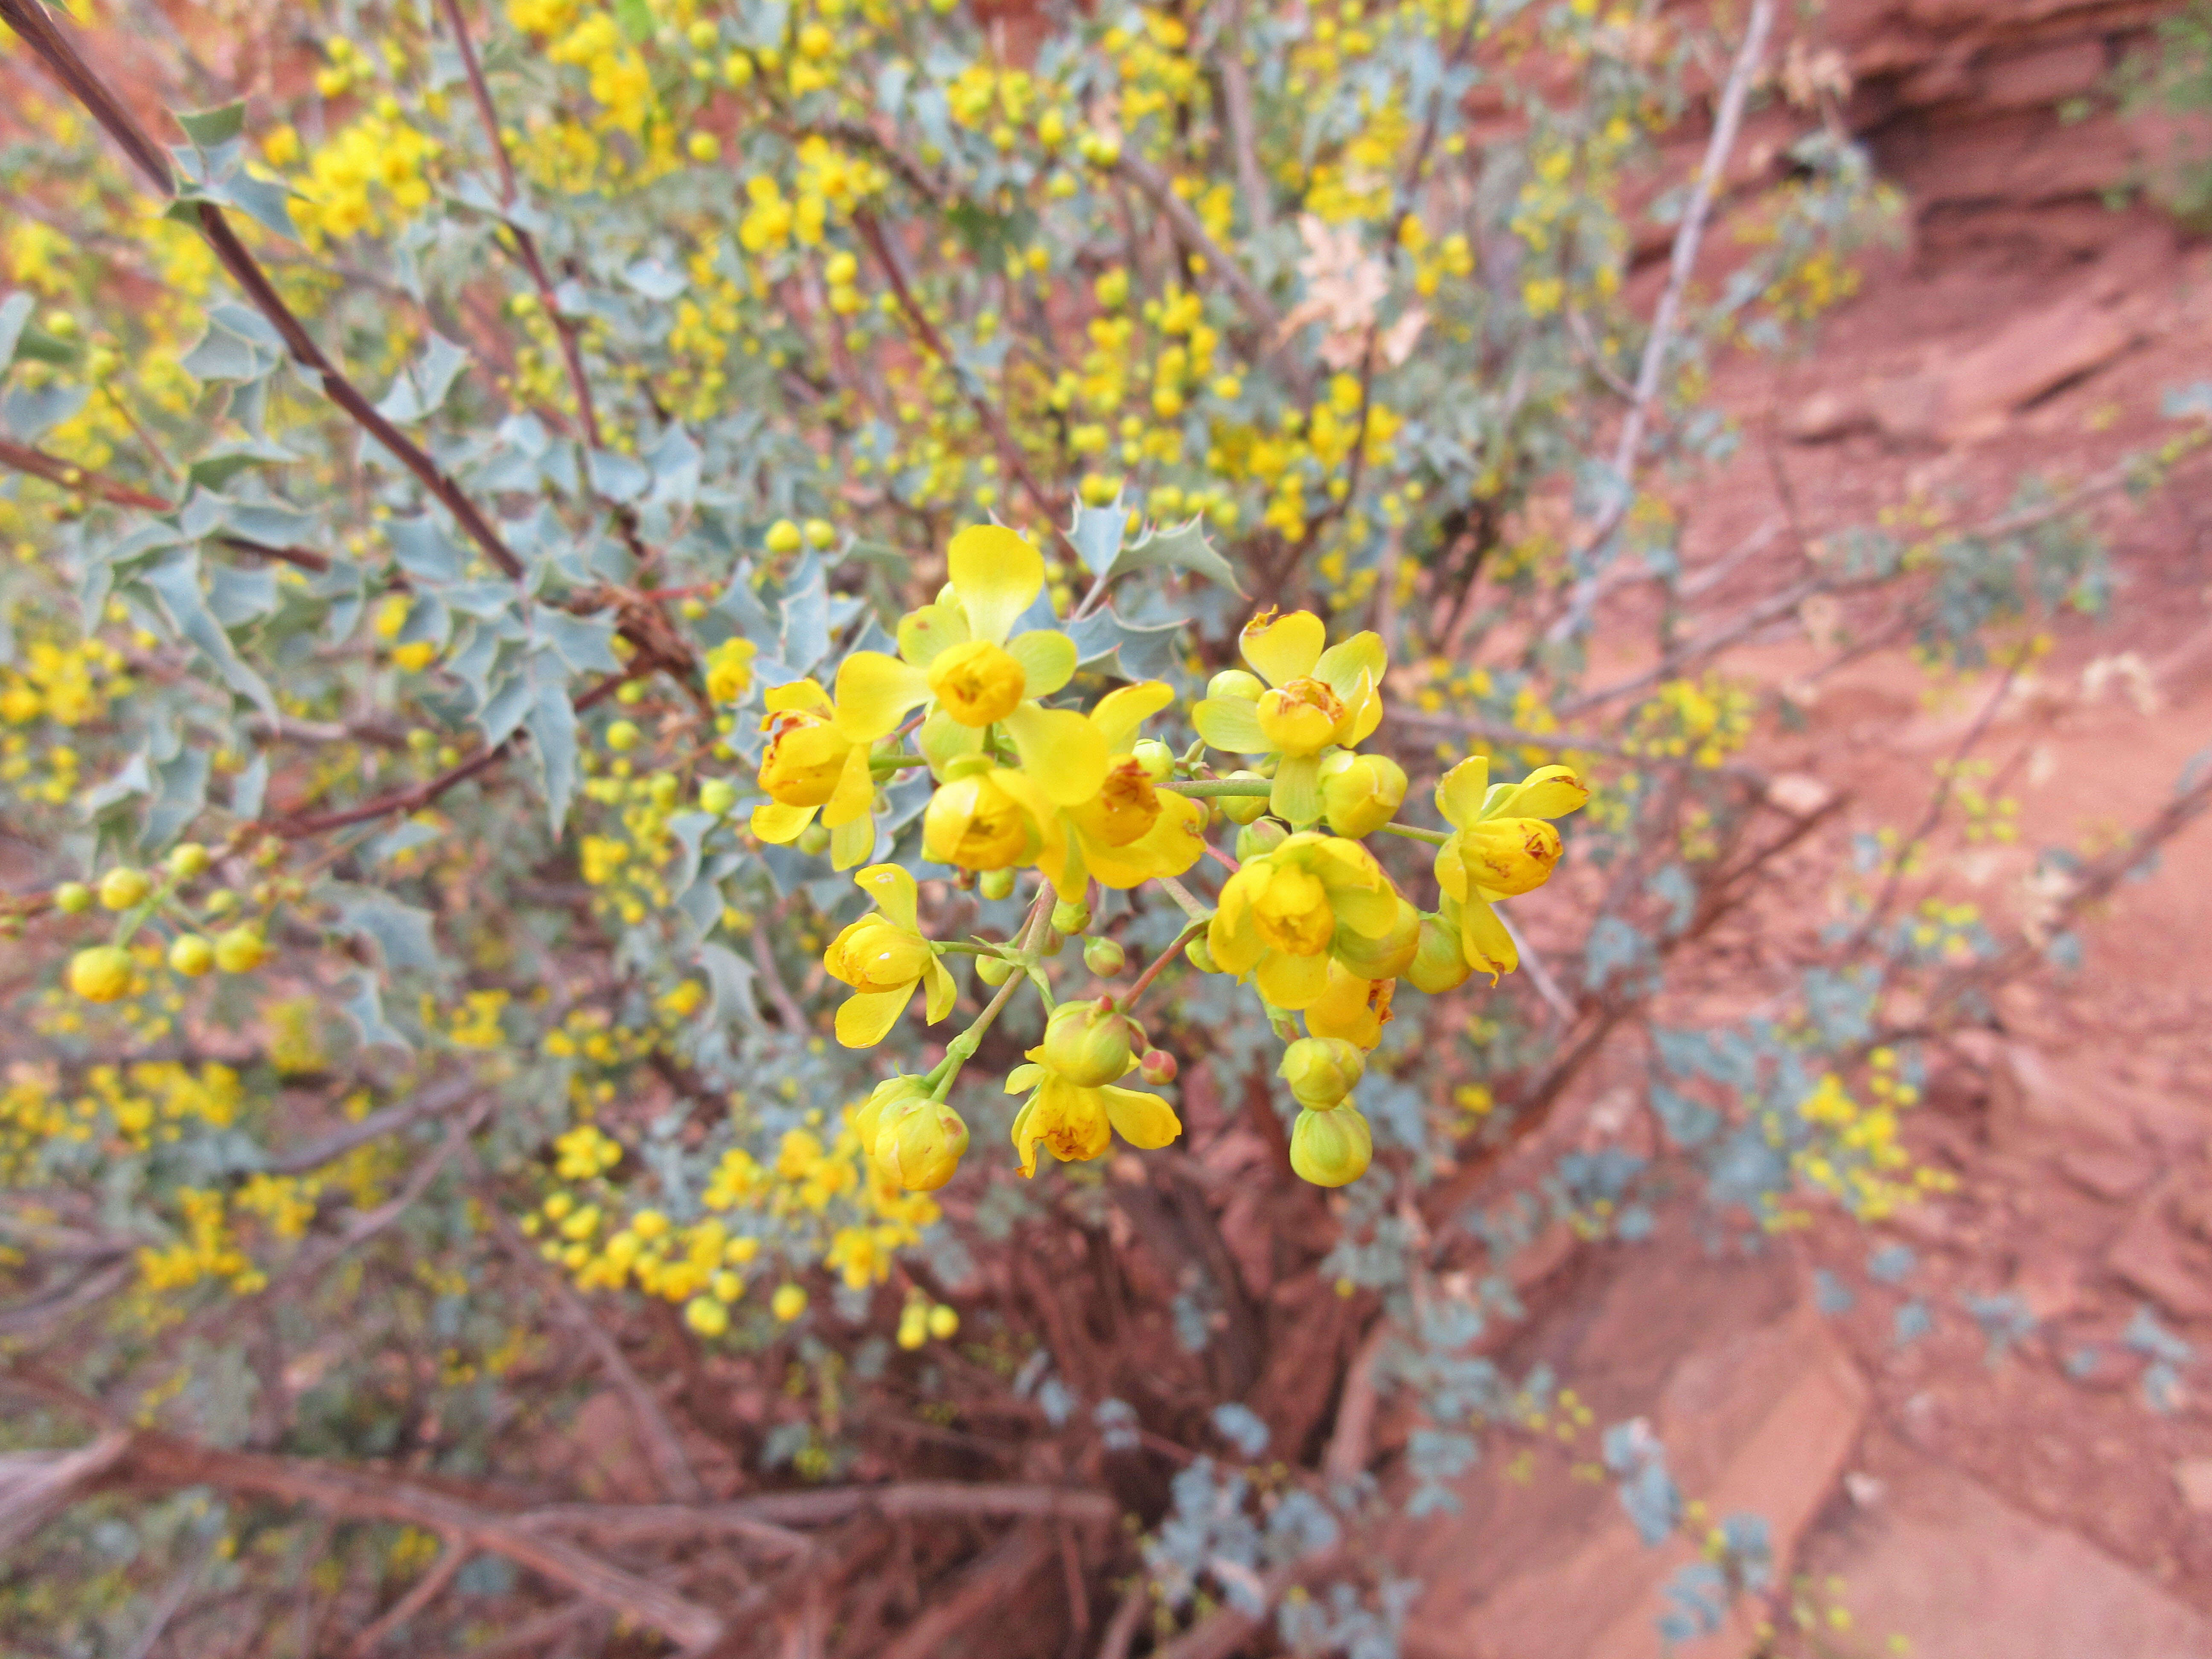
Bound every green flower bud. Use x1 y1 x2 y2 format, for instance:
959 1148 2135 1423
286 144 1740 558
649 772 680 809
167 842 210 881
1235 817 1289 862
68 945 133 1004
1407 911 1472 994
797 821 831 856
1332 894 1421 981
1280 1036 1365 1108
168 934 215 977
1138 1048 1178 1084
52 882 91 915
98 867 150 911
1185 936 1221 973
1039 926 1066 957
1051 899 1092 934
1290 1104 1373 1187
1207 668 1265 702
976 953 1015 986
1318 751 1408 838
699 778 738 815
1218 770 1272 826
1131 739 1174 781
980 867 1017 901
1042 997 1136 1086
1084 937 1126 976
873 1096 970 1191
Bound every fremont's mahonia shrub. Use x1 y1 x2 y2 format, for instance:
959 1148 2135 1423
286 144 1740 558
0 0 2193 1649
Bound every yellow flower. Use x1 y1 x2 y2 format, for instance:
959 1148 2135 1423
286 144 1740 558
1432 758 1589 984
1303 960 1396 1050
1318 751 1407 838
751 678 877 869
1034 682 1208 901
1208 832 1400 1009
705 636 758 704
1190 609 1387 824
833 525 1107 806
1005 1046 1182 1178
822 864 957 1046
921 759 1061 873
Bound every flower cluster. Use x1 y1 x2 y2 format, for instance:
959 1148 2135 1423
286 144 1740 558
750 524 1589 1192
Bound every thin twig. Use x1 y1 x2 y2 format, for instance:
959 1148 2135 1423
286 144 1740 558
1112 151 1281 337
1550 0 1778 641
346 1541 470 1657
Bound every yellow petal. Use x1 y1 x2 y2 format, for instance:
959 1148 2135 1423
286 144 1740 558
853 863 920 932
1342 674 1385 748
1240 608 1326 687
1459 896 1518 982
1489 764 1590 821
1007 630 1078 700
835 986 911 1048
835 652 931 740
1435 756 1490 828
1256 947 1331 1009
763 678 831 716
1100 1085 1182 1150
1191 695 1268 754
948 523 1044 645
1004 702 1109 806
1084 794 1205 888
923 955 957 1023
1314 632 1386 702
751 800 817 842
1037 816 1089 902
830 813 876 870
821 743 876 829
898 601 970 668
1090 681 1176 754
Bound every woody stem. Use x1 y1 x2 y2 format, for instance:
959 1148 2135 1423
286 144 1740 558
1121 918 1209 1014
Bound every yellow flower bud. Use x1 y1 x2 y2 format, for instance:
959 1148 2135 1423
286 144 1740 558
927 639 1028 726
1218 769 1272 825
976 953 1015 985
167 843 211 880
979 867 1017 901
68 945 133 1003
804 517 837 547
1185 936 1221 972
605 720 640 753
169 934 215 977
700 778 738 815
1290 1104 1373 1187
923 768 1046 870
1083 937 1126 975
853 1075 930 1158
765 519 804 554
53 881 91 915
1281 1036 1364 1108
98 867 150 911
873 1097 970 1191
1207 668 1265 702
685 1295 731 1336
214 926 268 974
1448 818 1564 898
1407 911 1473 993
771 1283 808 1321
1041 998 1136 1087
1319 751 1407 838
926 1304 959 1339
1051 899 1091 934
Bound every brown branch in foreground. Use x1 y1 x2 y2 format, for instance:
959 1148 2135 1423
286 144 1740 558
518 1480 1119 1537
479 1194 705 1504
87 1432 725 1652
